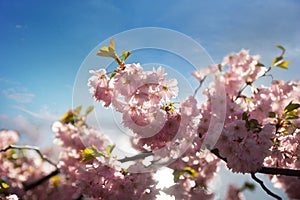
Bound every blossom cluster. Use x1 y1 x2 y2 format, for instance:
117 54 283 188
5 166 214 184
215 120 274 173
0 130 59 199
194 49 300 199
88 64 178 137
53 120 159 200
88 63 200 157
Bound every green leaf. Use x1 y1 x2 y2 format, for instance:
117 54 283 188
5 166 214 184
60 110 77 124
275 44 286 57
173 170 181 183
282 129 289 135
0 181 9 189
97 46 118 59
284 102 300 113
74 105 82 115
284 120 293 126
272 56 283 67
50 175 61 190
106 144 116 157
80 145 105 162
173 167 198 183
276 60 289 69
7 149 18 160
256 62 265 67
244 182 255 191
246 119 259 130
182 167 198 178
272 45 289 69
242 112 249 120
110 70 117 79
269 112 276 118
85 106 94 116
285 114 299 120
109 38 115 49
121 168 128 175
97 39 118 59
121 51 131 61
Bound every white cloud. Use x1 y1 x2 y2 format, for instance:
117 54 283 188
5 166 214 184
0 104 64 148
0 105 63 148
13 105 60 121
2 87 35 103
15 24 23 29
0 114 47 146
0 77 19 85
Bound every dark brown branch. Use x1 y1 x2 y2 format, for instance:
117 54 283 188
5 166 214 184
258 166 300 177
251 173 282 200
211 148 300 177
1 145 85 199
24 168 60 191
211 149 285 199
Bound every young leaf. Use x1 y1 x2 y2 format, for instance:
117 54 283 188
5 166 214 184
272 56 283 67
97 46 118 59
106 144 116 157
85 106 94 116
0 181 9 189
284 102 300 113
246 119 259 130
7 149 18 160
275 44 286 57
50 175 61 190
282 129 289 135
242 112 249 120
285 114 299 120
109 38 115 49
276 60 289 69
74 105 82 115
182 167 198 178
269 112 276 118
60 110 77 124
80 145 104 162
122 51 131 61
256 62 265 67
173 170 181 183
110 70 117 79
272 45 289 69
244 182 255 191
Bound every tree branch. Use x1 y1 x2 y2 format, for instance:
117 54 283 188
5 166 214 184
0 145 57 167
258 166 300 177
211 149 286 199
1 144 59 191
118 152 154 163
23 169 60 191
211 148 300 177
251 173 282 200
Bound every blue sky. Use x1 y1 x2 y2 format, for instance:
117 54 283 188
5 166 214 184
0 0 299 198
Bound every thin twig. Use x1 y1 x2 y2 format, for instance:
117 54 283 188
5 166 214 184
193 76 206 97
251 173 282 200
0 145 57 167
1 144 59 191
